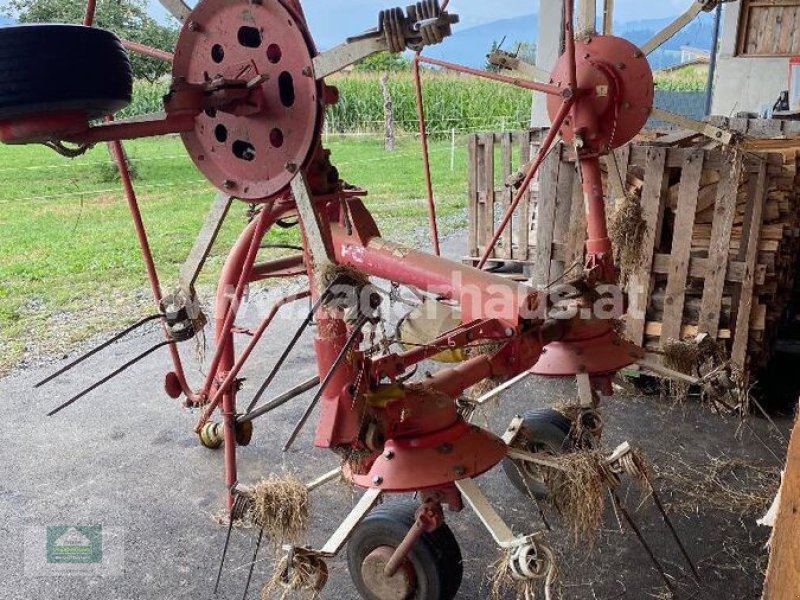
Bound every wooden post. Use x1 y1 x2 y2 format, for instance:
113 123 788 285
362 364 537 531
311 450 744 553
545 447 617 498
577 0 597 36
762 406 800 600
602 0 614 34
380 73 395 152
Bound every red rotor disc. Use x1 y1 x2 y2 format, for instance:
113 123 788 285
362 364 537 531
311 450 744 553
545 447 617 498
547 35 653 154
172 0 323 200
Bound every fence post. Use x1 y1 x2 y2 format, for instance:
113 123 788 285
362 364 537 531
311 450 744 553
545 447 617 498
450 128 456 172
380 73 396 151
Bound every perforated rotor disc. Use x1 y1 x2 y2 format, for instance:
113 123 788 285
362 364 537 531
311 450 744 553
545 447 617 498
172 0 322 200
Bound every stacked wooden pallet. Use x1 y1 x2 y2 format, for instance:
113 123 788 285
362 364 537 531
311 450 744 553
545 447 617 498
466 118 800 376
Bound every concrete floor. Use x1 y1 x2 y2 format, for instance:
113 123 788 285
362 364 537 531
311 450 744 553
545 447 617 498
1 234 788 599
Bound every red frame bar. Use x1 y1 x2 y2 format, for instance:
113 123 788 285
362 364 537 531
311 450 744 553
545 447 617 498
121 39 174 62
476 96 575 269
417 55 567 97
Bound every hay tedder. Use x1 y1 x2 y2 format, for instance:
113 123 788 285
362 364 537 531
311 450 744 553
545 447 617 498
1 0 740 597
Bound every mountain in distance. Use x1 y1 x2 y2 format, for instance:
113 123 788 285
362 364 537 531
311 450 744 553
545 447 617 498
424 12 716 70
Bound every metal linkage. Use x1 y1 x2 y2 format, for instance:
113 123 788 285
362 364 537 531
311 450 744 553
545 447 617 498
312 1 458 79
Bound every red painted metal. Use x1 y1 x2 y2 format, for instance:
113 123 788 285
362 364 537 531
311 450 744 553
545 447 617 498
195 204 288 433
476 97 575 269
417 55 566 97
412 55 441 256
172 0 323 200
8 0 667 553
121 39 174 62
201 289 310 425
547 35 654 154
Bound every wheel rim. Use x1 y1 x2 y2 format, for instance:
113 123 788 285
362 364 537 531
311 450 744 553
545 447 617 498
360 546 417 600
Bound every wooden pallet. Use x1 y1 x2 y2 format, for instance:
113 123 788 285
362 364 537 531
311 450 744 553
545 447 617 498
466 120 800 376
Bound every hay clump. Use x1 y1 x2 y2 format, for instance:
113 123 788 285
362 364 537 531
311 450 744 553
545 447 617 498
656 456 780 517
662 336 726 401
244 475 310 545
610 194 648 285
262 549 328 600
317 263 370 297
541 451 606 544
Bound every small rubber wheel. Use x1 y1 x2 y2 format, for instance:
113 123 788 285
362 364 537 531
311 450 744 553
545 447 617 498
503 408 574 499
346 502 462 600
0 24 133 119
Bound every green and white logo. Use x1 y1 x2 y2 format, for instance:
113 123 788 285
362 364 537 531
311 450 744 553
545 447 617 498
46 526 103 565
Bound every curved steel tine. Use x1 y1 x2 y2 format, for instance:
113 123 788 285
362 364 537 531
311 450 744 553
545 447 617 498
35 313 162 388
47 340 175 417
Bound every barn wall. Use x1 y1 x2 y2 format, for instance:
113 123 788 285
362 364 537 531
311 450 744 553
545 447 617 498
711 2 792 117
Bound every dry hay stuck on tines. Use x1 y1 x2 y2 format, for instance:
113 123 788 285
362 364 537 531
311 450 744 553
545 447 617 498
662 337 726 402
489 542 558 600
542 450 607 544
610 194 648 285
262 550 328 600
245 475 310 545
656 455 780 517
317 263 370 296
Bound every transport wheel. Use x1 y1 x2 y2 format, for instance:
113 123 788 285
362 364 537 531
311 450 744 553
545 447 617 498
346 502 462 600
503 408 575 499
0 24 133 119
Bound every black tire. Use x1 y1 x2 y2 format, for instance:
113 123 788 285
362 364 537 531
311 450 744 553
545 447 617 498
347 502 463 600
0 24 133 119
503 408 574 499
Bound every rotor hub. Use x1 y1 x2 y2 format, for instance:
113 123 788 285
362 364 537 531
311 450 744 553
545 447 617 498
547 35 653 154
172 0 323 200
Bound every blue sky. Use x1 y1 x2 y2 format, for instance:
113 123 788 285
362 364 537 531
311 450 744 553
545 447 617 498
148 1 689 38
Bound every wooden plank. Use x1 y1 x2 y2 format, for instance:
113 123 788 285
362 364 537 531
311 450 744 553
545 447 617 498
732 161 768 369
762 407 800 600
554 156 578 280
626 147 668 346
467 135 479 257
661 150 705 345
645 322 732 340
480 133 496 258
532 148 562 287
500 132 514 260
699 151 742 337
651 254 755 283
566 164 587 269
516 131 533 262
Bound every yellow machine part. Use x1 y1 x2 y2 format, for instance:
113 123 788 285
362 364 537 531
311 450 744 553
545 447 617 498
398 299 466 363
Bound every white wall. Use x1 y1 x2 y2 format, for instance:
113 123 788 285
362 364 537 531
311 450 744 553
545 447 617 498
531 0 565 127
711 3 790 117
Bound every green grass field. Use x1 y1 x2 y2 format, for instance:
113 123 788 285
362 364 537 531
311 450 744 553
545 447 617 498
0 134 468 374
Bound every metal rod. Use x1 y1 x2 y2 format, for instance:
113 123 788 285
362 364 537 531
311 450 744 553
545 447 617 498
83 0 97 26
244 289 331 415
749 396 788 444
412 55 441 256
610 487 675 594
214 496 244 594
704 2 722 116
642 471 701 582
241 528 264 600
47 340 175 417
194 208 275 432
121 39 174 62
417 55 566 96
283 315 369 452
201 290 311 418
477 97 574 269
384 518 426 577
237 376 320 424
35 314 162 388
